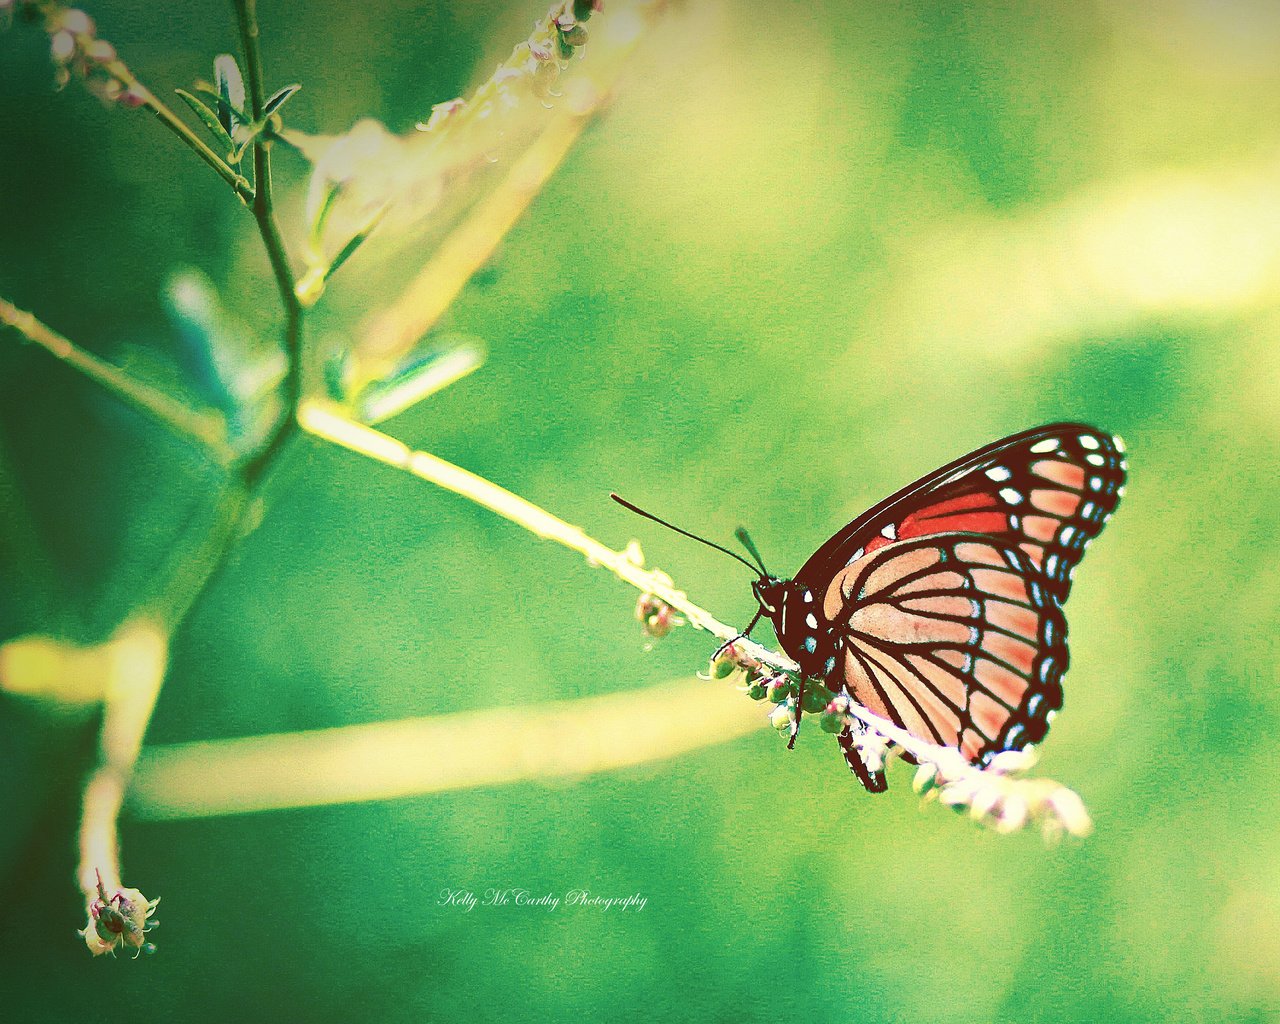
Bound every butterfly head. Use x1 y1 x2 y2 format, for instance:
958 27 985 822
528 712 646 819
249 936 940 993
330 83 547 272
751 575 788 617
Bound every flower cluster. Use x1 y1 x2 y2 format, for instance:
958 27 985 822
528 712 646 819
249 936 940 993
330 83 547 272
417 0 603 133
635 592 683 638
21 3 148 106
700 642 1093 840
81 872 159 957
911 747 1093 839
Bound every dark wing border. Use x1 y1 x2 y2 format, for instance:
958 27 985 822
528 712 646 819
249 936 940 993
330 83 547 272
795 422 1124 603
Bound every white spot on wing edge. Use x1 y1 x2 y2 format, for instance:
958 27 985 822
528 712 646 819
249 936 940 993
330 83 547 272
880 523 897 540
986 465 1012 482
1030 438 1059 453
1078 434 1100 450
999 487 1023 505
1086 453 1105 466
1114 435 1127 453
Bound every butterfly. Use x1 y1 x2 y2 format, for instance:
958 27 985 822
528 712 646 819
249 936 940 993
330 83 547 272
614 423 1126 792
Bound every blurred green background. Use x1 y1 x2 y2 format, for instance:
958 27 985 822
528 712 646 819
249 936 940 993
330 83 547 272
2 0 1279 1020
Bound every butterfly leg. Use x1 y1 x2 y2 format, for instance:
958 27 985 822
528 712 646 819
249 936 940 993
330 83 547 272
837 724 888 793
787 677 807 750
711 609 764 662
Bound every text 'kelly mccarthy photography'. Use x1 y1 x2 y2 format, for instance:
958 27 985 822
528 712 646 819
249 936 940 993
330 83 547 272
438 888 648 913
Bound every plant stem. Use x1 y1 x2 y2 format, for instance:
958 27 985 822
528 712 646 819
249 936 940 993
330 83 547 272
233 0 304 482
76 618 168 903
27 1 253 200
297 401 778 660
70 2 308 925
0 296 233 464
132 678 765 819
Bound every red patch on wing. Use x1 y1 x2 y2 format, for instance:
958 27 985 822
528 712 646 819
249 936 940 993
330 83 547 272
900 492 1006 539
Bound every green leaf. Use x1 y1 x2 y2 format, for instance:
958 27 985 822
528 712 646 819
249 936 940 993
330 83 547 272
307 181 342 255
214 54 245 135
192 84 246 122
325 205 388 280
356 339 486 425
263 84 302 118
174 88 236 160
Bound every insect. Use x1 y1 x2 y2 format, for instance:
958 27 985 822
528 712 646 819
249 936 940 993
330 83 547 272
613 423 1126 792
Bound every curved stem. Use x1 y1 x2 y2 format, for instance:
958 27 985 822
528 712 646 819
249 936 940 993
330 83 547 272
233 0 304 481
0 296 233 464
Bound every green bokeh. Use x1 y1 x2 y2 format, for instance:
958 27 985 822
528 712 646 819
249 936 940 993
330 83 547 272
2 1 1278 1021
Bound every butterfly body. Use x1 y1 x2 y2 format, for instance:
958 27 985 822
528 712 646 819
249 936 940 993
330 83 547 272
751 577 842 680
747 423 1126 792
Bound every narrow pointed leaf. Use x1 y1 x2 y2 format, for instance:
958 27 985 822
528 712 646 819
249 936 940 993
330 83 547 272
327 207 387 276
307 181 342 256
228 121 270 165
263 84 302 118
357 341 486 424
193 84 247 126
174 88 236 158
214 54 245 135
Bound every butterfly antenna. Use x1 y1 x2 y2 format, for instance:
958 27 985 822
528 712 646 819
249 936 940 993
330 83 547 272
610 494 761 575
734 527 769 576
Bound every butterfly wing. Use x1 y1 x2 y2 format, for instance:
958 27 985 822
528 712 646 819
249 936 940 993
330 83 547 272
826 535 1067 764
794 423 1125 769
795 423 1126 604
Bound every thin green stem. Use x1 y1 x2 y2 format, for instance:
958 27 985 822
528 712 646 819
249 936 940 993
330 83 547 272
150 483 251 632
0 296 234 464
233 0 304 483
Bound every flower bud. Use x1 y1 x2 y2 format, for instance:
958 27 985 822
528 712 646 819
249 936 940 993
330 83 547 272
986 747 1038 776
50 29 75 62
817 704 847 734
938 786 970 813
60 8 93 35
859 740 887 774
635 594 681 639
708 651 739 679
1046 787 1093 837
84 38 115 64
994 793 1029 833
560 23 588 47
800 681 834 714
744 680 769 701
768 704 795 733
968 784 1003 823
765 675 794 704
912 762 940 795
